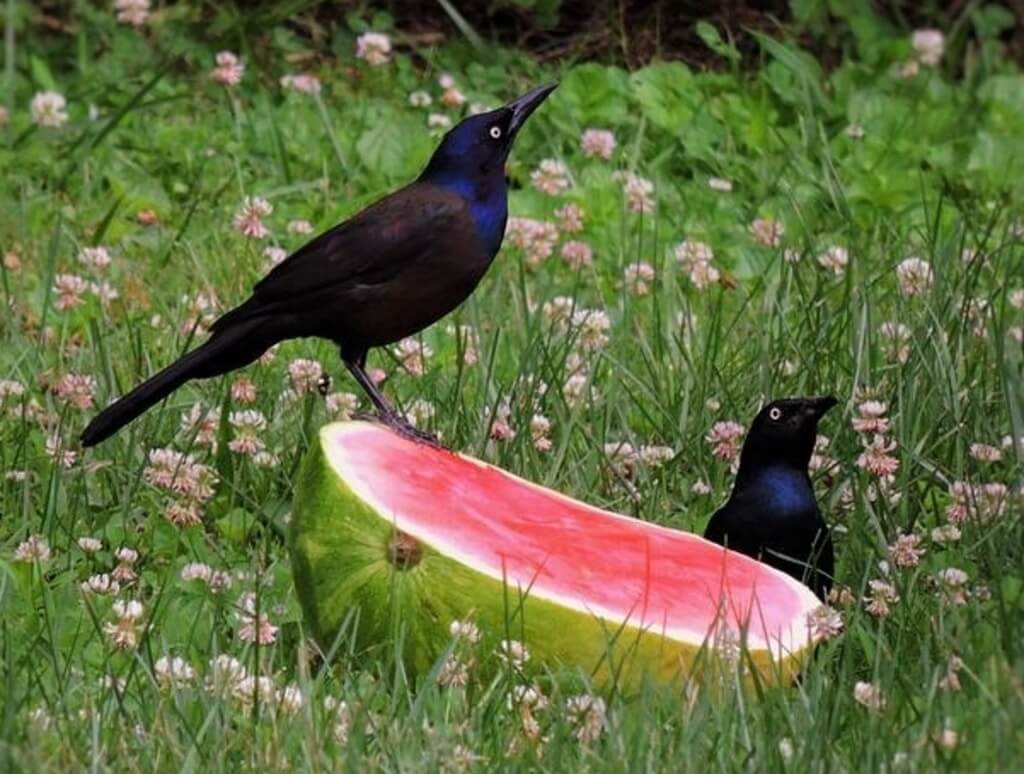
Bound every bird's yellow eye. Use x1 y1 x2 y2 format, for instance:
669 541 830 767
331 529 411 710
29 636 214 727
769 407 782 421
489 126 502 139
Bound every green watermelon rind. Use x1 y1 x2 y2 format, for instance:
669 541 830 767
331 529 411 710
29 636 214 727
290 424 815 689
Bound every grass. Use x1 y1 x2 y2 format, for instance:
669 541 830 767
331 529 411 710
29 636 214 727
2 5 1023 771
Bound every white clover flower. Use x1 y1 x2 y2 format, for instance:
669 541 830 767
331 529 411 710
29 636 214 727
806 605 844 640
14 534 52 563
816 245 848 276
896 257 934 297
181 562 213 583
207 655 247 693
497 639 529 669
449 619 481 643
276 683 305 713
31 91 68 127
853 680 885 712
355 32 392 66
565 694 606 743
80 574 120 595
408 90 432 108
912 29 945 66
114 0 150 26
154 656 195 689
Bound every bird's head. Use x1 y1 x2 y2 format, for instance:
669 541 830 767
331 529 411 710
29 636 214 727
739 396 838 472
421 83 557 189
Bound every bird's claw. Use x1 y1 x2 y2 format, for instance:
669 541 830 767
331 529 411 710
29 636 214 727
379 411 443 448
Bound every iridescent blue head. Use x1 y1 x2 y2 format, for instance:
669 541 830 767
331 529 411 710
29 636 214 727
420 83 557 252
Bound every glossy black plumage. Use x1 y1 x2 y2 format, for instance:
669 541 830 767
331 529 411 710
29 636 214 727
81 83 557 447
703 396 837 600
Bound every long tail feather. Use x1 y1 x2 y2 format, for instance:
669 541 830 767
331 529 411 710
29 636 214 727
81 322 268 447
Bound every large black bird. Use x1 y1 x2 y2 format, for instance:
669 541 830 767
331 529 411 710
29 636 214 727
81 83 557 447
703 396 837 600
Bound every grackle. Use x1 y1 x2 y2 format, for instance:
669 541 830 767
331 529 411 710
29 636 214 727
81 83 557 447
703 396 837 600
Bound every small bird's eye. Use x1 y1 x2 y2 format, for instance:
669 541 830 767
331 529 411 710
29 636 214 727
489 126 502 139
769 407 782 421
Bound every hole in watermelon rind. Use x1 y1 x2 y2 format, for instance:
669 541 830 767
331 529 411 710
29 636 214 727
388 529 422 569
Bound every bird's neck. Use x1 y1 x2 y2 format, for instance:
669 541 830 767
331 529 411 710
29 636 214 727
423 169 508 255
736 449 810 484
735 463 815 514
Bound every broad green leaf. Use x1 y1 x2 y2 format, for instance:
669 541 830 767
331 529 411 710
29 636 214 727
555 63 631 125
356 111 431 179
630 63 697 133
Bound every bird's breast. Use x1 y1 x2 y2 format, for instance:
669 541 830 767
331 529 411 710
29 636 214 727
751 468 816 515
468 199 508 256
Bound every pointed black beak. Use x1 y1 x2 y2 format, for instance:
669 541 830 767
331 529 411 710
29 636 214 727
506 82 557 136
804 395 838 419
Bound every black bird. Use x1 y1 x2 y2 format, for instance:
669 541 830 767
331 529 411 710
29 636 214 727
703 396 837 600
81 83 557 447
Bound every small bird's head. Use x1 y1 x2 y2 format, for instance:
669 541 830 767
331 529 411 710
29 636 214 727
739 396 838 472
421 83 557 186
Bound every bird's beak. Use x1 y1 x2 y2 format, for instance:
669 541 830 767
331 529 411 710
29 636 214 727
804 395 839 419
506 82 558 136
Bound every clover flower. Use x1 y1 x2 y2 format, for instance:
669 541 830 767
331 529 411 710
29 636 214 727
554 203 584 233
749 217 784 247
816 245 848 276
114 0 149 26
622 262 655 296
896 257 934 297
912 29 945 66
31 91 69 127
211 52 244 86
280 73 321 94
14 534 51 563
356 32 392 66
706 421 745 462
853 681 886 712
531 159 570 196
560 240 592 269
580 129 616 160
233 196 272 239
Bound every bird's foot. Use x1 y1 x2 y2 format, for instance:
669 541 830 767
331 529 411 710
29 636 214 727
378 410 444 449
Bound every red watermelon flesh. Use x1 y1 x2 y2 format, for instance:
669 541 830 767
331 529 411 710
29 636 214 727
291 422 826 687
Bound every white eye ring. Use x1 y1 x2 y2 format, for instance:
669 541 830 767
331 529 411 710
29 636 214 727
489 126 502 139
769 407 782 421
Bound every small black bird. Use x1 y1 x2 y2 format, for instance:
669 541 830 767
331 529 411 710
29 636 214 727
703 396 837 600
81 83 557 447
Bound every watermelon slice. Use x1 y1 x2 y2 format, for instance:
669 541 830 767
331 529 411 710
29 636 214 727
290 422 826 689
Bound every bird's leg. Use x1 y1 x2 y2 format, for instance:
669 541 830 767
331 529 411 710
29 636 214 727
342 353 442 447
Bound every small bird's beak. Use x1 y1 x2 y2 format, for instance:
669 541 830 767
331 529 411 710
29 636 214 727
804 395 839 419
506 82 558 136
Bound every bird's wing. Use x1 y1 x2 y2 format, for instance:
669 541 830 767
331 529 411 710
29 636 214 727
251 183 470 303
702 507 727 544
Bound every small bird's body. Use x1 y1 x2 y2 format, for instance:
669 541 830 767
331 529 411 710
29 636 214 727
215 184 489 351
704 396 837 600
81 84 556 447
